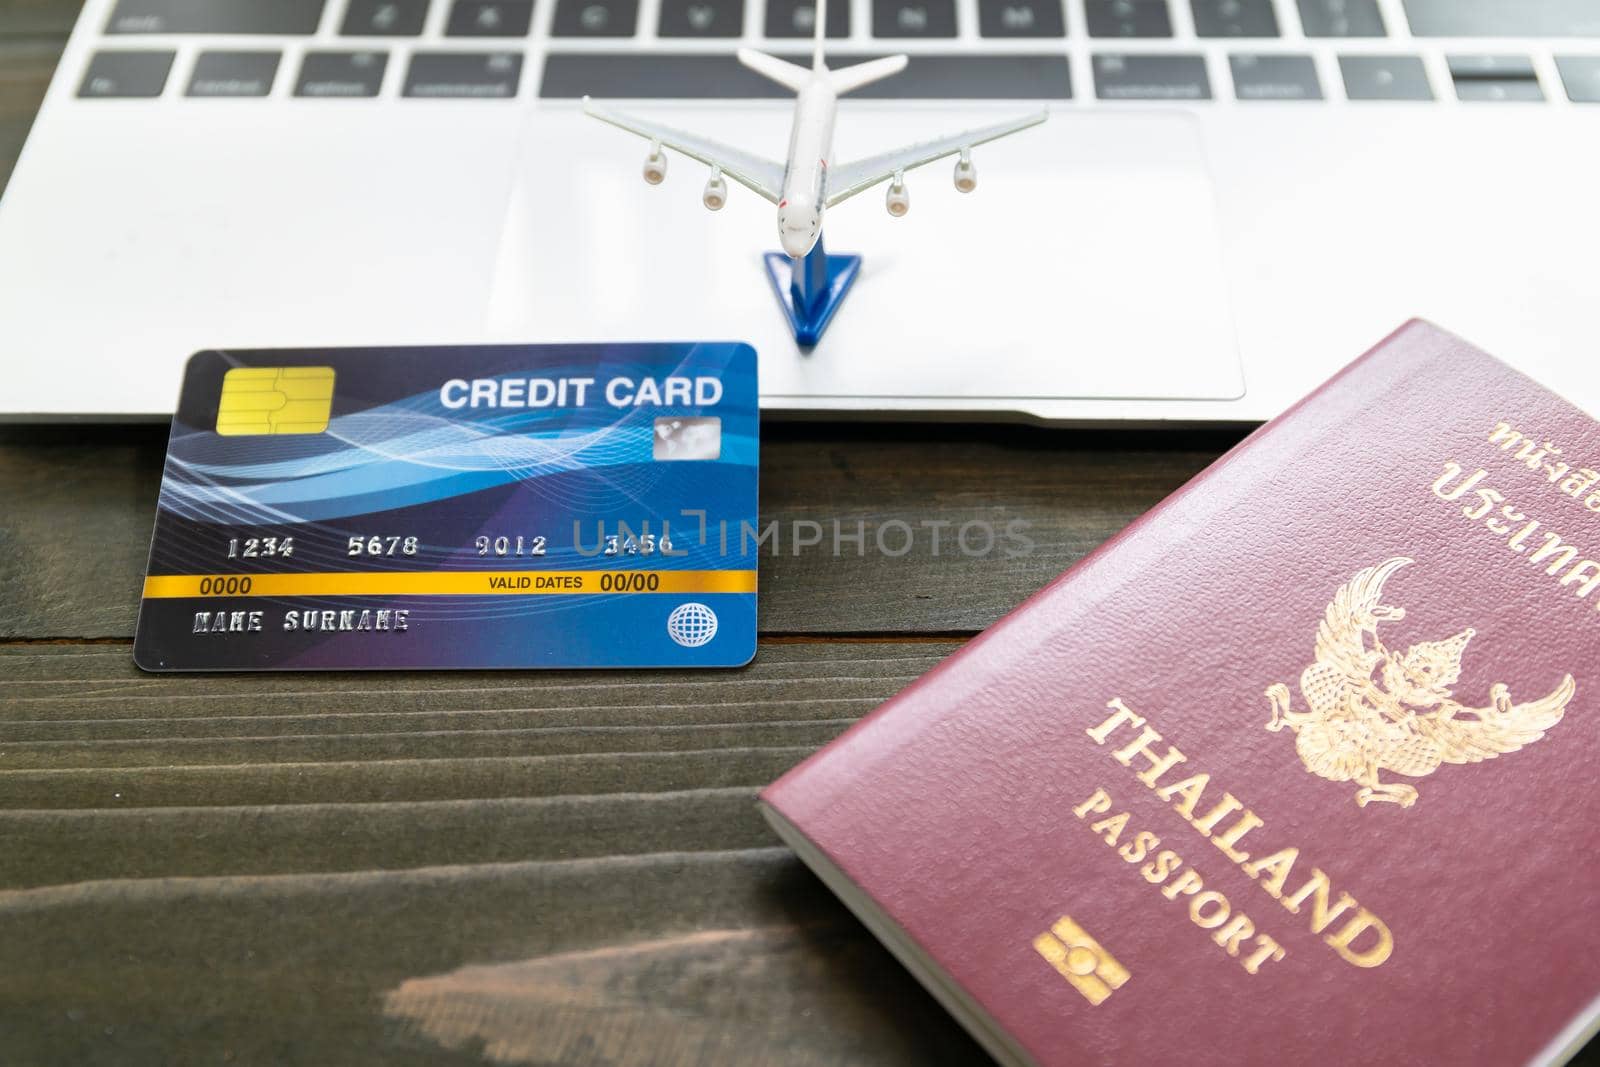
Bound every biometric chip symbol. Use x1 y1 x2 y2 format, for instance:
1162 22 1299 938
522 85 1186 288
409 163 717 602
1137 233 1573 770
1033 915 1129 1006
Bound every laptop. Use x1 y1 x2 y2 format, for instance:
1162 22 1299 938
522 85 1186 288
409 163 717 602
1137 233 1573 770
1 0 1598 423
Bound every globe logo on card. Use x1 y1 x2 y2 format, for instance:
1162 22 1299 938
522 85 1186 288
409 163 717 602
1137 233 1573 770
667 602 719 648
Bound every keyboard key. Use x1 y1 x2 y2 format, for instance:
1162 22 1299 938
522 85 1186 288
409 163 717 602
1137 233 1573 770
874 0 956 37
1230 53 1320 99
547 53 782 96
187 51 281 97
1556 56 1600 103
295 51 389 97
105 0 326 34
1452 78 1544 102
978 0 1065 37
553 0 640 35
847 53 1069 96
1448 54 1535 79
404 52 523 96
1339 55 1431 100
1449 55 1543 102
1085 0 1170 37
1296 0 1384 37
543 53 1070 98
1402 0 1600 38
659 0 743 36
1093 53 1209 99
78 50 174 97
765 0 849 37
342 0 431 35
445 0 534 35
1190 0 1278 37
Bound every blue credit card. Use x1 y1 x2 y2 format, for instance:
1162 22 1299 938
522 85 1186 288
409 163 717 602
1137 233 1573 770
133 343 758 671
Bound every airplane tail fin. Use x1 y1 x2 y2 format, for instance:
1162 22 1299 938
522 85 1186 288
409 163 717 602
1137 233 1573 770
736 48 813 92
828 54 909 96
812 0 827 70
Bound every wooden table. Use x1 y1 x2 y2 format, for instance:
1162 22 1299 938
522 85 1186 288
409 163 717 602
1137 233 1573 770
0 5 1239 1062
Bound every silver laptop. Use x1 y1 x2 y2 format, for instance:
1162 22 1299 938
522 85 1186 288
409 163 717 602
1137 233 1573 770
2 0 1598 423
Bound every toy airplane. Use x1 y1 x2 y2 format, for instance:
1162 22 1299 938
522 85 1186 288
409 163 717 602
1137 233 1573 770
582 0 1047 345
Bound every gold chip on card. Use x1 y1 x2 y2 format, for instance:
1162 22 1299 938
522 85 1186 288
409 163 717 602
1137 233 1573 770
216 366 336 435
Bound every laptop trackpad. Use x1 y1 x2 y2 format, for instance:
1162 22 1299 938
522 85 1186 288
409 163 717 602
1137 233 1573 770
493 108 1242 409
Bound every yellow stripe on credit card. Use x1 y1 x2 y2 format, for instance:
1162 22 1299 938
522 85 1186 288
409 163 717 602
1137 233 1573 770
142 570 757 599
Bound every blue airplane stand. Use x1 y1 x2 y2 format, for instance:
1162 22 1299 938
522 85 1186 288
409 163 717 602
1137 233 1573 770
762 234 861 347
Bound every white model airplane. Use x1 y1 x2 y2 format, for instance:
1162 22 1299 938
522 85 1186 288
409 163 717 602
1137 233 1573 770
582 0 1047 258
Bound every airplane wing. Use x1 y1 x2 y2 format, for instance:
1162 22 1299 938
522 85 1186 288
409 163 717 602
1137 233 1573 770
582 98 786 205
824 110 1048 208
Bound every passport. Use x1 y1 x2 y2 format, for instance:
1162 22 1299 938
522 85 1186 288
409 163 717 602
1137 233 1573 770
762 321 1600 1066
134 342 758 671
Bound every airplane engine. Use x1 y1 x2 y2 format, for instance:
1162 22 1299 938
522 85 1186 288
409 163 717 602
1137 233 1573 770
702 168 727 211
642 141 667 185
885 171 909 217
953 149 976 193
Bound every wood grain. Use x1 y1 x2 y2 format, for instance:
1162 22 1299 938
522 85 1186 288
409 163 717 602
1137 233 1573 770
0 423 1234 639
0 39 59 195
0 642 988 1065
3 849 988 1066
0 0 74 195
0 0 81 38
0 642 952 888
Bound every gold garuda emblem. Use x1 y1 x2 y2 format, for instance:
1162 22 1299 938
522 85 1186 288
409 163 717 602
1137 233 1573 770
1265 557 1574 809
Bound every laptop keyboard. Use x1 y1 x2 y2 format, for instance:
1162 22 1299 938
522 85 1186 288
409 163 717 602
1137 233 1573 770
75 0 1600 103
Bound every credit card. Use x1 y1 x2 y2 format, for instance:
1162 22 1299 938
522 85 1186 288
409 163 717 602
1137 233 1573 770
133 343 758 670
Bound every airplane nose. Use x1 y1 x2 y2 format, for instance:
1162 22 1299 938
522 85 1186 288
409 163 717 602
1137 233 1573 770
780 228 812 257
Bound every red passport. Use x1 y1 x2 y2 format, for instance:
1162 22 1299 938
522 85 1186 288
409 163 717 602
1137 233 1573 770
761 321 1600 1066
